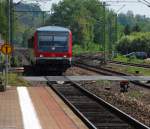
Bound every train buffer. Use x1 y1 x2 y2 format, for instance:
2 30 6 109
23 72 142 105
0 86 88 129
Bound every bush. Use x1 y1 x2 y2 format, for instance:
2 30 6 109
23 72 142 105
116 32 150 56
113 54 145 64
73 43 102 55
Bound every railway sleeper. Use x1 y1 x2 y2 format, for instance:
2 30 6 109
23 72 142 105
96 123 131 129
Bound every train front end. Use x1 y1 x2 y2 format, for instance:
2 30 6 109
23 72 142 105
33 26 72 73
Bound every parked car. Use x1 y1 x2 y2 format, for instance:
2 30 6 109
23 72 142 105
125 52 147 59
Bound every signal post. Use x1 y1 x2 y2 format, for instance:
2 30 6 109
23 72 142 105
0 43 13 91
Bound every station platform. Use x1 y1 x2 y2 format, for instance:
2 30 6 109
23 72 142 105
0 86 89 129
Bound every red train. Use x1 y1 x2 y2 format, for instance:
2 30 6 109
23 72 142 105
28 26 72 73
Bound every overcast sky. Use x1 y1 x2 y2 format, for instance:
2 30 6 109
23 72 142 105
14 0 150 17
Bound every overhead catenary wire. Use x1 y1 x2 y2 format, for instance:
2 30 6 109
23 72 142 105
102 0 150 7
138 0 150 7
141 0 150 5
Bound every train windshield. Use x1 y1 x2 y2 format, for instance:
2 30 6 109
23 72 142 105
38 32 68 52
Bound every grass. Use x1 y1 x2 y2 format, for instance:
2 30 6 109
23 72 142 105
96 80 111 86
0 73 30 86
113 54 150 64
125 67 150 76
113 55 144 64
108 64 150 76
127 90 144 99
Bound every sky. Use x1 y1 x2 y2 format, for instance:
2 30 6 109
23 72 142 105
13 0 150 17
106 0 150 17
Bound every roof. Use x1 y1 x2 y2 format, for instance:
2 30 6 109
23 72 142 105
37 26 70 32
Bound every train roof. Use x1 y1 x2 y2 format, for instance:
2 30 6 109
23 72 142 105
37 26 70 32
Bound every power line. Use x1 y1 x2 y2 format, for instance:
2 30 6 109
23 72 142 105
138 0 150 7
103 0 150 8
103 0 139 3
142 0 150 4
14 0 52 3
116 4 126 13
13 10 51 12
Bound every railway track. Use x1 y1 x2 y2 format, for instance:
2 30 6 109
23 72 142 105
75 53 150 68
109 61 150 69
74 62 150 89
46 77 149 129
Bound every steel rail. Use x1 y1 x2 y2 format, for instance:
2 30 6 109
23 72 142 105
46 77 150 129
46 78 97 129
109 60 150 68
74 62 150 89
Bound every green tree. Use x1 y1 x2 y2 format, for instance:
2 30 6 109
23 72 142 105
132 24 141 32
13 2 44 46
124 24 131 35
0 1 8 40
45 0 105 48
118 12 150 33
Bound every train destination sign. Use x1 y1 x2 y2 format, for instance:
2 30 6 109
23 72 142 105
1 44 13 55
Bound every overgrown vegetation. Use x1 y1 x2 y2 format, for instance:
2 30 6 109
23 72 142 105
113 54 146 64
73 44 103 55
0 73 30 86
116 32 150 55
127 90 144 99
109 64 150 76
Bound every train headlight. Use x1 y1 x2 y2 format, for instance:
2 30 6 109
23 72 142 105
40 54 43 57
64 55 67 58
52 47 55 50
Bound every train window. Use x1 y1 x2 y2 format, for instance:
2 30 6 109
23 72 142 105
38 33 69 52
53 35 68 47
54 36 68 42
39 35 53 41
38 35 53 47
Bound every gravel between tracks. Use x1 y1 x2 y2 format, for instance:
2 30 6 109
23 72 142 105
65 66 150 127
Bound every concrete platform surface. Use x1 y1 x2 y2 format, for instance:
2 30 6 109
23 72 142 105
0 86 89 129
